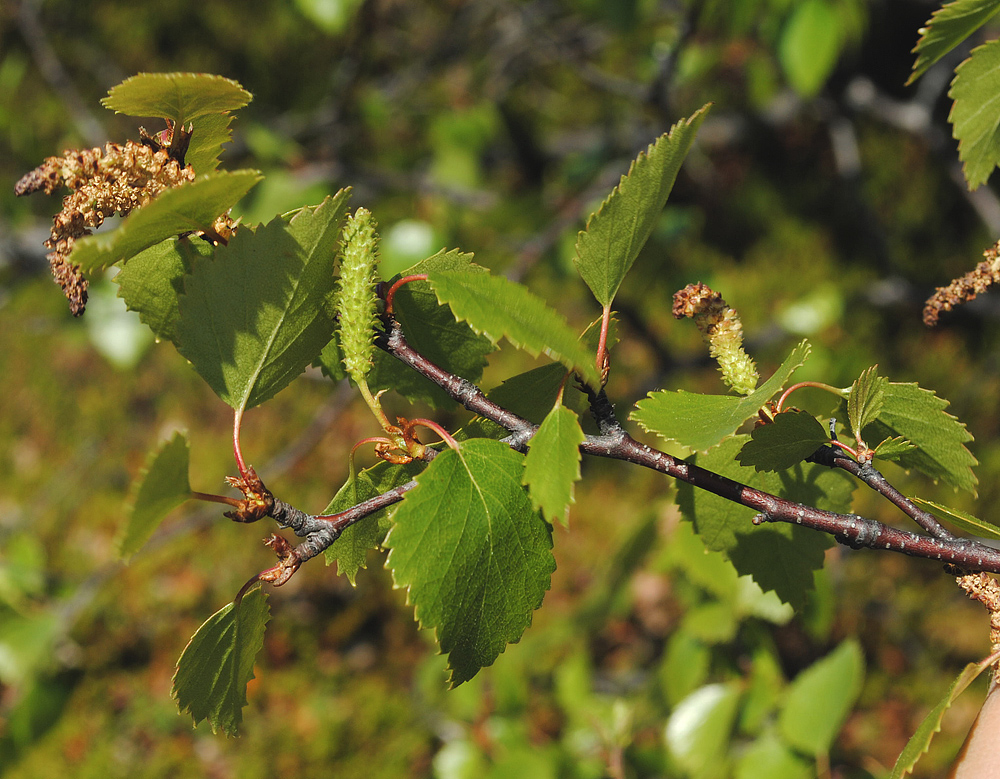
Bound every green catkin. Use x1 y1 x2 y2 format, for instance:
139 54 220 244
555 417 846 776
335 208 380 385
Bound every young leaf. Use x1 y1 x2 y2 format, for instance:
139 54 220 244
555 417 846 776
676 435 854 610
908 0 1000 86
177 191 351 412
736 410 829 472
171 585 270 737
102 72 252 128
910 497 1000 541
847 365 886 444
185 112 238 175
115 236 215 345
72 170 263 274
426 270 602 388
665 683 742 779
321 460 425 584
523 404 585 527
889 657 998 779
384 438 555 685
949 39 1000 189
367 250 495 408
574 104 710 307
778 0 842 97
778 640 865 756
871 435 917 462
631 340 810 453
862 382 978 495
117 431 190 560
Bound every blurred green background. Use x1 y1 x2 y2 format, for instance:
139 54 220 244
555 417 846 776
3 0 1000 776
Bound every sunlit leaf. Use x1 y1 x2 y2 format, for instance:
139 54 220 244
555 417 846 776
72 170 262 274
778 0 842 97
171 585 270 737
632 341 810 452
102 72 252 128
177 191 351 411
847 365 886 444
426 270 602 389
523 404 585 527
871 435 918 462
186 112 238 174
573 105 710 307
778 639 864 756
665 683 741 779
735 734 813 779
950 40 1000 189
117 431 191 560
384 439 555 685
909 0 1000 85
736 410 829 472
911 497 1000 541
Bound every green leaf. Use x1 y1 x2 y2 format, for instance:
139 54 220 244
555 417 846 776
889 657 996 779
909 0 1000 85
778 0 842 97
321 460 425 584
177 191 351 412
368 250 495 408
950 40 1000 189
384 438 555 685
665 683 741 779
910 497 1000 541
573 105 710 307
871 436 918 462
523 405 585 527
426 270 602 389
847 365 886 444
632 340 810 452
115 236 214 345
676 435 854 610
72 170 263 274
778 639 865 756
171 585 270 737
186 112 238 175
102 72 252 128
862 382 978 495
117 431 191 560
736 410 829 472
735 734 812 779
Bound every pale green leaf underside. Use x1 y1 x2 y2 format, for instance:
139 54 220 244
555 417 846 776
631 340 810 452
949 39 1000 189
177 191 351 412
889 658 995 779
909 0 1000 85
73 170 262 274
911 497 1000 541
171 585 270 737
523 405 585 527
426 270 602 388
384 439 555 685
574 104 710 307
117 431 191 560
102 72 252 127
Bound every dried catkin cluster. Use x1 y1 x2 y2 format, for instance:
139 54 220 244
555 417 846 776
15 139 197 315
923 239 1000 327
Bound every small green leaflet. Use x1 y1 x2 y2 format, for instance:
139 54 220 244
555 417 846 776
861 382 978 495
72 170 262 274
871 435 917 462
778 0 842 97
908 0 1000 85
949 39 1000 189
177 191 351 412
384 439 555 686
185 112 238 175
102 73 252 128
321 460 425 584
523 404 585 527
367 250 495 408
664 683 742 779
847 365 885 445
676 435 854 611
777 640 864 756
631 340 810 453
115 236 214 345
171 584 270 737
910 497 1000 541
116 431 191 560
889 654 998 778
574 104 710 308
426 270 602 389
736 410 829 472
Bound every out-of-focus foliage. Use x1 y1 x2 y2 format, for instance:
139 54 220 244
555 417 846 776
4 0 1000 776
